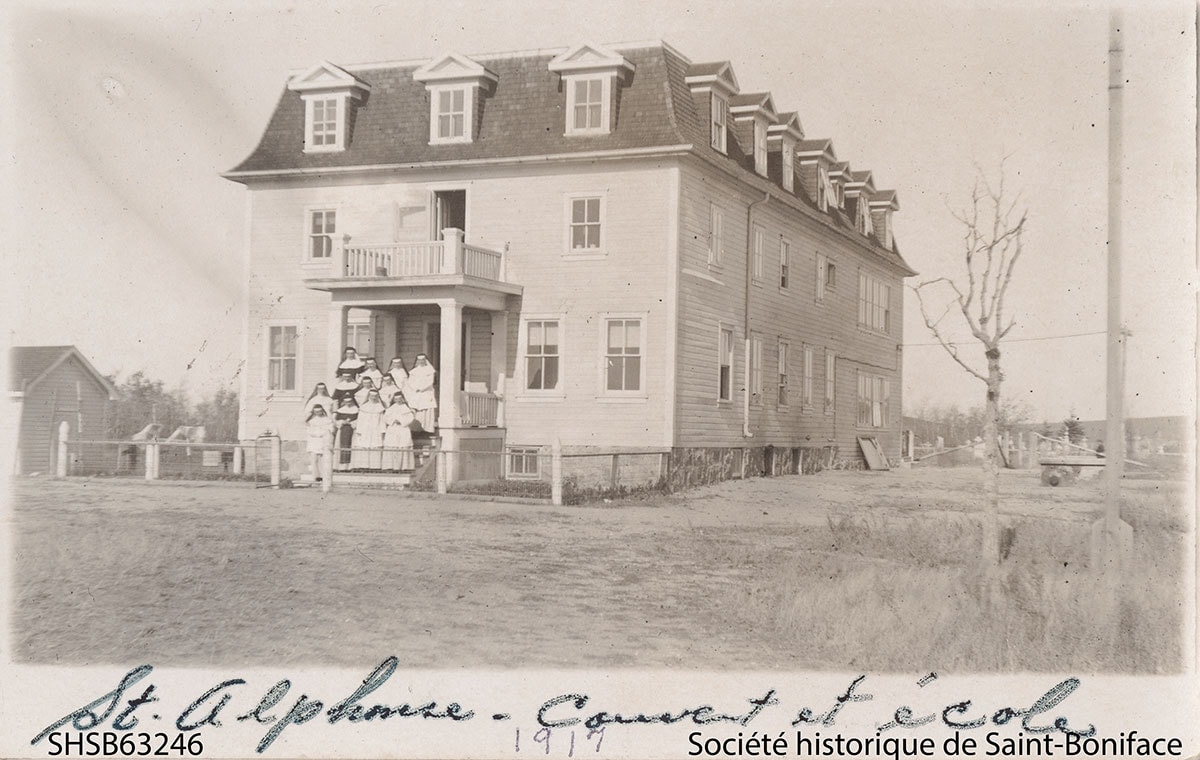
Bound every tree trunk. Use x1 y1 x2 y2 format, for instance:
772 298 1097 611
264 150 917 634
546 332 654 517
980 348 1003 590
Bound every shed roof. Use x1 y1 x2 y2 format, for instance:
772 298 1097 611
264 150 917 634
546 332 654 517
9 346 118 398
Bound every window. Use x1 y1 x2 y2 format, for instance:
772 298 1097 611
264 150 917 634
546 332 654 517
525 320 560 391
507 447 541 479
752 227 764 282
708 204 724 265
605 318 642 392
817 168 837 212
802 345 814 408
750 334 763 403
777 341 788 406
345 321 371 357
857 373 891 428
858 199 874 236
754 120 768 176
569 78 605 132
824 351 836 413
710 93 728 152
308 209 336 259
779 239 790 289
267 325 298 392
858 272 892 333
435 88 467 141
782 141 795 192
718 326 734 401
817 254 836 301
310 98 339 147
568 195 604 252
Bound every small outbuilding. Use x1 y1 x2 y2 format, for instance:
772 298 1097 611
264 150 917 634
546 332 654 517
8 346 117 475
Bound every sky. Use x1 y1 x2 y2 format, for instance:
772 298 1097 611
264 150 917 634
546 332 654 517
1 0 1195 424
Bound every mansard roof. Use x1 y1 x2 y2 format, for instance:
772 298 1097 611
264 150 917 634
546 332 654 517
227 41 912 274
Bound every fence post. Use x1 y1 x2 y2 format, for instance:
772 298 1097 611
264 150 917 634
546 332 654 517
551 440 563 506
55 421 70 478
232 445 244 475
269 435 281 487
436 449 448 495
610 453 620 489
146 443 160 480
321 446 332 493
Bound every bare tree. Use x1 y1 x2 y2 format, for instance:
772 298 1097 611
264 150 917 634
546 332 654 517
912 166 1027 574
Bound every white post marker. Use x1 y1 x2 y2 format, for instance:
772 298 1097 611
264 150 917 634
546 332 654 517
269 435 281 488
55 421 69 478
551 440 563 506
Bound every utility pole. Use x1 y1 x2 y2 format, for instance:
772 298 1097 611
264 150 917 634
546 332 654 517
1094 10 1134 569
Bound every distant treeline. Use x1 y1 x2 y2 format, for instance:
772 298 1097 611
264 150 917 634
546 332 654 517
105 371 238 442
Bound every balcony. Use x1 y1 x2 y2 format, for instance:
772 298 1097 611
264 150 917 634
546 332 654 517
460 390 500 427
304 228 522 304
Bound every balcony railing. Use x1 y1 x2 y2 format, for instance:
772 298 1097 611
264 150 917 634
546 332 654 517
460 391 500 427
340 228 505 281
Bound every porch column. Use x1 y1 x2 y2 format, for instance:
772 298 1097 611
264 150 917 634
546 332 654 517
328 304 348 378
490 310 508 427
380 312 399 365
437 300 463 429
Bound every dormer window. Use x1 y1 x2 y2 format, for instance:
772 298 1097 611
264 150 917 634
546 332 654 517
310 98 339 147
754 120 768 176
859 200 874 236
869 192 899 251
563 76 611 134
549 43 634 137
711 93 728 152
686 60 739 156
769 112 803 193
817 168 830 212
730 92 777 178
413 52 498 146
434 88 468 141
288 61 370 154
571 78 604 131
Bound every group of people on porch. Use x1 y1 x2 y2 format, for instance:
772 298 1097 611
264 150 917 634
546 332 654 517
304 347 437 477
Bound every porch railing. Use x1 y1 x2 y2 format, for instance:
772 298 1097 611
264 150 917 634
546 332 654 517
341 228 505 281
460 391 500 427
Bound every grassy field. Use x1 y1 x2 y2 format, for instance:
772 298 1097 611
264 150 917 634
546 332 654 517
7 467 1190 672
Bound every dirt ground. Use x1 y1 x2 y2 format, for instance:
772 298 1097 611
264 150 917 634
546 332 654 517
6 467 1190 671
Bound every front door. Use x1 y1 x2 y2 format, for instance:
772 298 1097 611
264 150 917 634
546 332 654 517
433 190 467 239
423 319 470 390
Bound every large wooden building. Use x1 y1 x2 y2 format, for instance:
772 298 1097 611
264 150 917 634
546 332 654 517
8 346 117 475
225 41 916 480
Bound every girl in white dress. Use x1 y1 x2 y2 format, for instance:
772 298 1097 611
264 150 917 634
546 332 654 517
351 390 386 470
305 405 334 490
381 392 416 471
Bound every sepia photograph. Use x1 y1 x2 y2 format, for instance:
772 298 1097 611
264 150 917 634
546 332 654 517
1 0 1196 757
